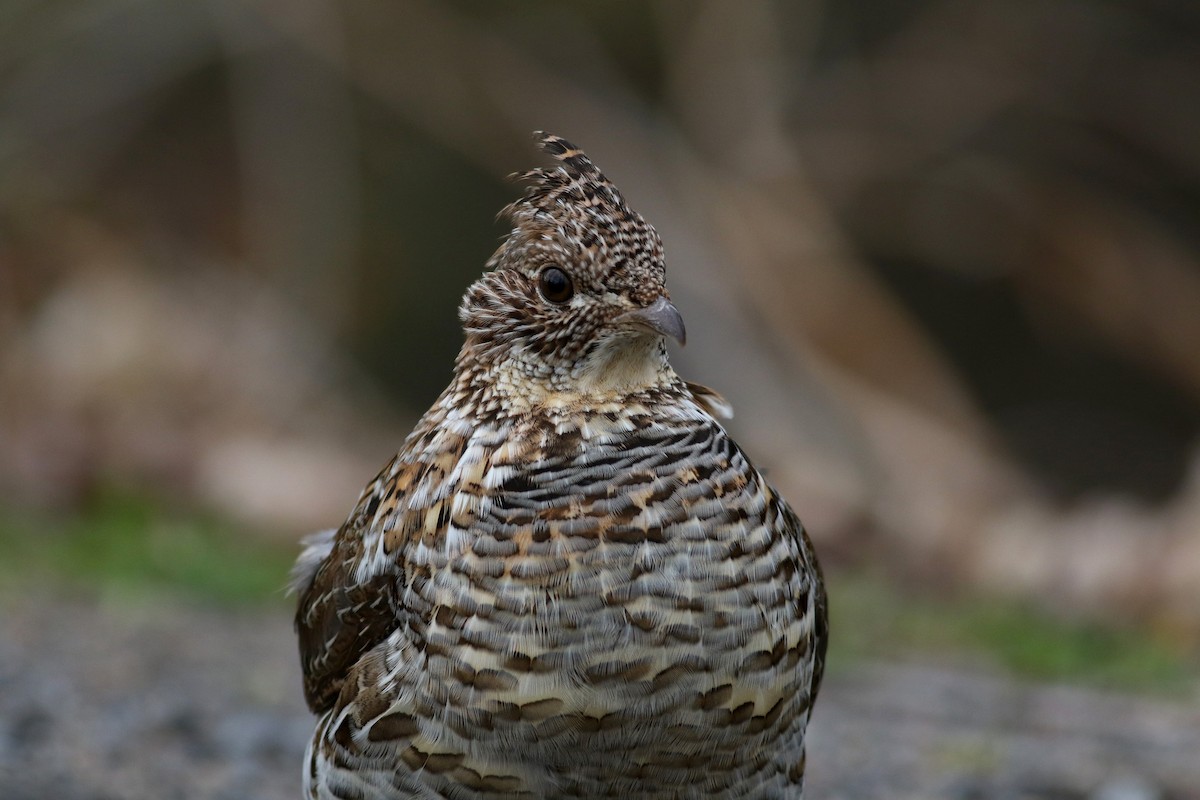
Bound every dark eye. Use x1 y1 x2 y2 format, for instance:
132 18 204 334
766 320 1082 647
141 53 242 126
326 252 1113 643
537 267 574 304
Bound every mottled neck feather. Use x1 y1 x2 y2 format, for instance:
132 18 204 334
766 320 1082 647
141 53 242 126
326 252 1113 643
453 332 681 418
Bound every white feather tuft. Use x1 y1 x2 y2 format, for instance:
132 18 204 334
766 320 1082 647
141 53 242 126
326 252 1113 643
288 528 337 597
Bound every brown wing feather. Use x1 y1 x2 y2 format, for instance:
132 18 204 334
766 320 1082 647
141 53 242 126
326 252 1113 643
294 419 477 713
295 528 401 712
293 453 416 713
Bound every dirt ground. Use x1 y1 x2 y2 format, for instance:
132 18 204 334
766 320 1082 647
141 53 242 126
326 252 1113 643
2 593 1197 800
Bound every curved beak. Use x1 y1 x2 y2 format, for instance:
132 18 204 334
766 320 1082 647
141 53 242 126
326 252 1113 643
618 296 686 346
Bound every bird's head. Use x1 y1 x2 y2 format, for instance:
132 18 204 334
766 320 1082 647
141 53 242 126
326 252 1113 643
459 133 684 398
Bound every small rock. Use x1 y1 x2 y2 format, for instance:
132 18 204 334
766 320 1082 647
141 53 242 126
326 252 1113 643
7 705 53 751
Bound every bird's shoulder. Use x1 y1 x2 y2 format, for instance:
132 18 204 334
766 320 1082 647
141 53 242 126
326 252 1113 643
293 400 496 711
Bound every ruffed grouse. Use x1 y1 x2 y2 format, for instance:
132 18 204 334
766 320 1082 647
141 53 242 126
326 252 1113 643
291 133 828 799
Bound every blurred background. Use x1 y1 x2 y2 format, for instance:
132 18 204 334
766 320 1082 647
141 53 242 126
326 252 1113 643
2 0 1200 795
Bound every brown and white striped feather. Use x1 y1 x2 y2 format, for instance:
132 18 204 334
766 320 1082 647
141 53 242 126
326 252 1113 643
296 380 825 798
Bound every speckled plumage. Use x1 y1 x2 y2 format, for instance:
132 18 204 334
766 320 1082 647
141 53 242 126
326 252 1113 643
292 133 827 799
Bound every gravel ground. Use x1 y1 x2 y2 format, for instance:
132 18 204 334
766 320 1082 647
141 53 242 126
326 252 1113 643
2 593 1198 800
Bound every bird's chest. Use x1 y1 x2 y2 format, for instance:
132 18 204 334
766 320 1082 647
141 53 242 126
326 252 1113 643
392 422 811 761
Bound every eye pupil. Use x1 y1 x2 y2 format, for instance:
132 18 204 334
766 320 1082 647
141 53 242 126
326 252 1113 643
538 267 574 303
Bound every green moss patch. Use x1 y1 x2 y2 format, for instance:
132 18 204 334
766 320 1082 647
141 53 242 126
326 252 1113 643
0 491 297 606
827 571 1198 694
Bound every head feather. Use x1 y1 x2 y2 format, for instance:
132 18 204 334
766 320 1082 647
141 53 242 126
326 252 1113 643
462 133 672 375
500 132 639 236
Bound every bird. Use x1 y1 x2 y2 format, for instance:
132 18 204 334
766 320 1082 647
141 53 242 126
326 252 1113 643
291 132 828 799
